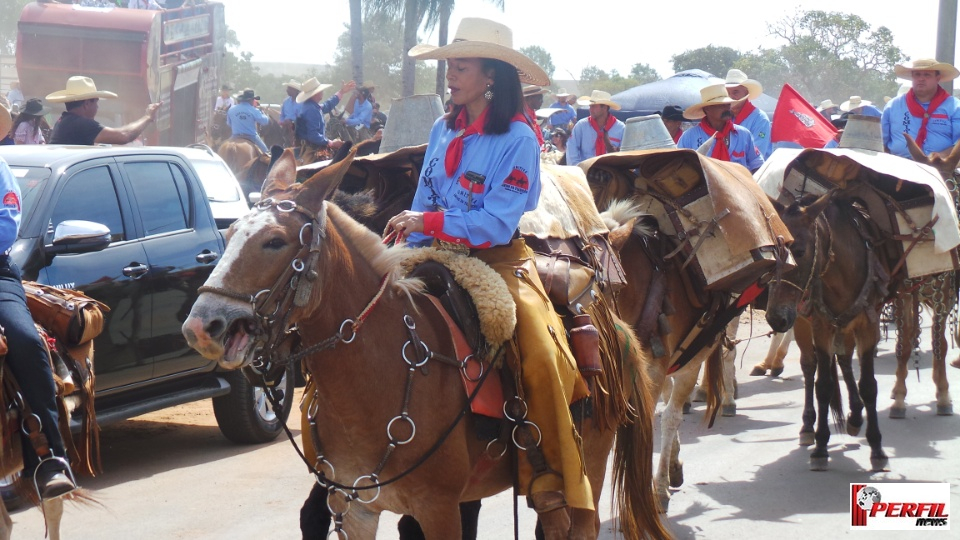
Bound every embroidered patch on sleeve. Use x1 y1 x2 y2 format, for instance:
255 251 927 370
3 192 19 212
502 169 530 194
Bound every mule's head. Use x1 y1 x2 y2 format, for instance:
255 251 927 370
182 148 356 369
764 192 832 332
904 133 960 180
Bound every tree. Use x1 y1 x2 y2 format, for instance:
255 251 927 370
349 0 363 83
578 66 642 95
0 0 32 55
671 45 741 77
420 0 504 95
629 63 660 85
519 46 555 80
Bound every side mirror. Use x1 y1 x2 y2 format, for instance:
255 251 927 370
45 220 112 256
247 192 261 205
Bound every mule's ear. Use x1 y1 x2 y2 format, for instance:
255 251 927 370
301 145 359 206
804 190 834 220
904 133 928 164
767 195 785 214
945 137 960 173
608 218 636 253
261 149 298 198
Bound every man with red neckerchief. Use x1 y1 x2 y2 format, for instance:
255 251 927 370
725 69 772 159
677 83 764 173
566 90 625 165
882 58 960 158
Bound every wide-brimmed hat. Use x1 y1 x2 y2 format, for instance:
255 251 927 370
45 76 118 103
894 58 960 81
281 79 302 91
408 17 549 86
840 96 872 112
523 84 549 97
235 89 260 102
0 103 11 138
683 83 745 119
359 81 376 91
818 99 838 111
20 98 49 117
577 90 621 110
297 78 333 104
553 87 571 99
660 105 685 122
724 69 763 100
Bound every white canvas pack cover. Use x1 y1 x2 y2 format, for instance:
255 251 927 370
756 148 960 253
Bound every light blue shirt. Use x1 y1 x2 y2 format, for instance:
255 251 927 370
279 96 301 124
1 158 21 253
407 116 541 249
546 102 576 128
345 98 373 128
567 116 626 166
737 106 772 159
677 123 765 171
226 101 269 140
882 92 960 158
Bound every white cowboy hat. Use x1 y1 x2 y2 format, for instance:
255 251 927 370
281 79 302 90
0 103 11 139
522 84 549 97
535 107 564 120
894 58 960 81
577 90 621 111
553 88 571 99
296 77 333 104
818 99 838 111
840 96 872 112
683 83 745 119
408 17 549 86
45 76 118 103
724 69 763 100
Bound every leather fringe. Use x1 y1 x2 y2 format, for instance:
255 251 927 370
585 294 632 432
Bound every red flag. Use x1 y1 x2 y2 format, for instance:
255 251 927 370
771 83 839 148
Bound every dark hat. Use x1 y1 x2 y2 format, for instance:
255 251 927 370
236 89 260 102
221 83 233 91
551 127 567 138
660 105 685 121
20 98 49 117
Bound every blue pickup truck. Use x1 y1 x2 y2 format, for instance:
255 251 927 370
0 144 294 449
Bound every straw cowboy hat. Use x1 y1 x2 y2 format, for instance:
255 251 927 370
724 69 763 100
840 96 872 112
281 79 302 91
523 84 550 97
817 99 838 111
894 58 960 81
296 78 333 104
683 83 745 119
45 76 118 103
408 17 549 86
577 90 621 110
553 88 571 99
0 103 11 138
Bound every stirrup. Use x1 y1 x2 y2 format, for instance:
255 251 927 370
33 456 78 501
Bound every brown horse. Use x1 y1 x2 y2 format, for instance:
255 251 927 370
181 150 669 540
217 138 271 199
765 192 896 471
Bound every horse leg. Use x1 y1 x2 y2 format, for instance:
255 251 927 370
338 504 381 540
855 324 889 472
0 498 10 540
931 295 953 416
770 328 793 377
795 321 816 446
890 293 919 419
408 499 467 540
837 334 864 437
810 340 834 471
301 483 332 539
657 367 697 511
720 316 738 416
44 497 64 540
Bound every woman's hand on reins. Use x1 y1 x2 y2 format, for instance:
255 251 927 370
384 211 426 242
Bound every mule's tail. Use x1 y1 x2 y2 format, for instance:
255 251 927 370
829 357 845 435
612 321 673 540
701 344 725 428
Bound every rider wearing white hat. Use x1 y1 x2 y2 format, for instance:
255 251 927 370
725 69 772 158
294 77 357 165
883 58 960 158
47 76 160 145
678 83 764 172
567 90 625 165
279 79 303 134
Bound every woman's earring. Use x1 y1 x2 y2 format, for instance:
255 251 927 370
484 84 494 101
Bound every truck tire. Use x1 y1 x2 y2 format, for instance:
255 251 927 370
1 473 27 511
213 364 295 444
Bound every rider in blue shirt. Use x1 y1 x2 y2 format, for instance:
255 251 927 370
294 78 356 164
227 89 270 154
345 85 374 130
678 83 764 172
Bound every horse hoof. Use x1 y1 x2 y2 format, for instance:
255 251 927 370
669 462 684 488
799 432 815 446
810 456 829 471
749 366 767 376
770 367 784 377
682 401 691 414
889 407 907 419
846 421 861 437
658 493 671 514
871 456 889 472
937 404 954 416
693 387 707 402
721 404 736 417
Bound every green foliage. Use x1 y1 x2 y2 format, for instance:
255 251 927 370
629 63 661 85
0 0 32 55
579 64 660 95
520 45 555 79
671 45 741 77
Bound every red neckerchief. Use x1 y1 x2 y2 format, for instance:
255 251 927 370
445 107 490 177
589 114 617 156
699 118 736 161
906 87 950 147
524 105 545 148
734 100 756 125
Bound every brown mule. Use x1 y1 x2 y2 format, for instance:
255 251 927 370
182 149 670 540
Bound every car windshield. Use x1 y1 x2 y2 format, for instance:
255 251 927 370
10 166 52 217
192 159 241 202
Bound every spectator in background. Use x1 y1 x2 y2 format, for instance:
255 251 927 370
660 105 685 143
567 90 625 165
6 81 24 111
817 99 840 121
226 88 270 154
215 84 234 112
345 83 375 130
12 98 49 145
372 102 387 131
840 95 882 118
546 88 576 131
278 79 302 146
725 69 772 159
882 58 960 158
678 83 763 172
47 76 159 145
295 77 356 165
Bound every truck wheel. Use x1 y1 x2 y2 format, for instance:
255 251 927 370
213 363 295 444
1 473 27 511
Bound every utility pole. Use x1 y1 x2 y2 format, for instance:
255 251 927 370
937 0 958 94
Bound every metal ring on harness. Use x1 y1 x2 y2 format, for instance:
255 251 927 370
339 319 357 344
292 258 305 272
352 474 382 503
402 340 431 367
299 222 313 246
484 437 508 460
386 414 416 445
512 421 543 450
313 456 336 481
276 200 297 212
326 529 348 540
403 314 416 329
461 354 483 382
503 396 528 422
325 487 354 519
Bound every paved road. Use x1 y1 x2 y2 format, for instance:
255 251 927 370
9 313 960 539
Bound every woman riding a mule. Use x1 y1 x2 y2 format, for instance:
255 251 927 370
385 18 593 529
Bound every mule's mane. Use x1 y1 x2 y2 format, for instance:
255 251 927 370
326 203 414 277
600 199 657 238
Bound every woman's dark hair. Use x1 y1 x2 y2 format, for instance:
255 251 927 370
445 58 522 135
551 128 568 145
11 112 41 140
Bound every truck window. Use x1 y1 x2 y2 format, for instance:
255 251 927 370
50 166 125 242
125 161 190 236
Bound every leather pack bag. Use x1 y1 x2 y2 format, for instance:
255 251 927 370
22 281 109 347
